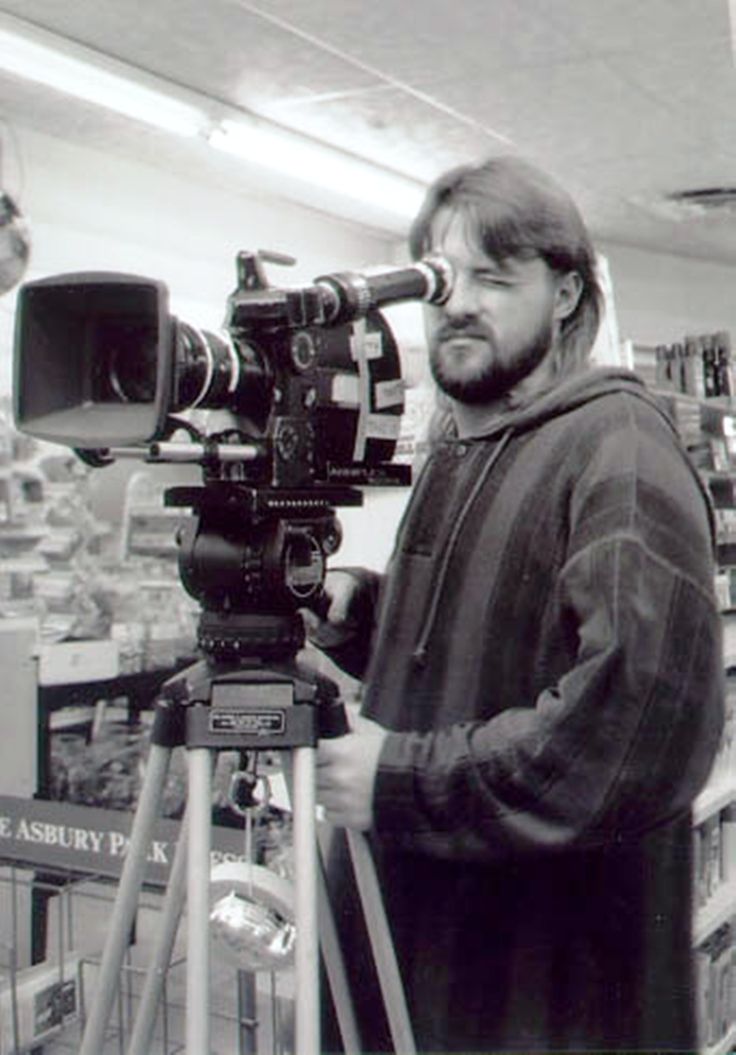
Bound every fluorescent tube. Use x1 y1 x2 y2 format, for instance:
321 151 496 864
209 118 426 222
0 12 428 225
0 14 209 138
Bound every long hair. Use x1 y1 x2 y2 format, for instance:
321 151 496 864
409 156 603 375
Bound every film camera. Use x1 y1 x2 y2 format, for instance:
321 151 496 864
13 250 452 661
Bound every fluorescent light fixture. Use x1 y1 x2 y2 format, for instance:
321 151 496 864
0 11 427 227
209 117 426 222
0 13 209 138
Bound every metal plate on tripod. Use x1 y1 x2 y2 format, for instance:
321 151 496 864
210 709 286 736
186 678 319 749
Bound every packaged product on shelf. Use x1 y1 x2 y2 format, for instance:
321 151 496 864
0 955 81 1055
695 924 733 1049
708 674 736 778
721 806 736 885
716 331 736 398
110 620 146 674
683 338 706 398
714 509 736 544
654 344 676 390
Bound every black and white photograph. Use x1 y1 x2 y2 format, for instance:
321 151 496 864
0 3 735 1052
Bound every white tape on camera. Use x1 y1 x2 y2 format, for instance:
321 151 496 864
365 414 401 440
375 377 405 410
349 321 372 461
331 373 360 406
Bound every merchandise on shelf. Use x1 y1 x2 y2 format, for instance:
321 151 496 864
0 954 81 1055
0 401 199 667
652 332 735 400
695 919 735 1053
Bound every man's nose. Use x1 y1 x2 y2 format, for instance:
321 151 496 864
443 273 478 317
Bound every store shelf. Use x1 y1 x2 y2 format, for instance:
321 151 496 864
694 781 736 826
694 880 736 948
653 389 736 417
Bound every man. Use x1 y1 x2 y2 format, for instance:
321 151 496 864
309 156 724 1053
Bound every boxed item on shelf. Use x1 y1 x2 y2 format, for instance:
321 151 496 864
706 675 736 779
0 955 81 1054
722 617 736 668
695 816 724 908
695 922 734 1051
37 639 119 686
722 806 736 885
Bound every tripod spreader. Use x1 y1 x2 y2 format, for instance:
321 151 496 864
149 657 349 755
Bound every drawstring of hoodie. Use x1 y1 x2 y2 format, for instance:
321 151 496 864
412 429 514 666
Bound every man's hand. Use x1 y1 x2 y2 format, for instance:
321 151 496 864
302 570 363 649
316 714 387 830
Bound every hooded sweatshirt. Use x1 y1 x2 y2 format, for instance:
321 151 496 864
323 367 724 1053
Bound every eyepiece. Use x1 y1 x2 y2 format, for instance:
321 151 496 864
315 253 453 324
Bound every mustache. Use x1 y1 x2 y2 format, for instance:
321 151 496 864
435 319 493 342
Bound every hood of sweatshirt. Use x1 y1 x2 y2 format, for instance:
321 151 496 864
409 367 715 664
465 366 679 442
462 366 714 545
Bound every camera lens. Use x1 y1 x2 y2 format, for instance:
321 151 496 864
173 323 273 427
105 323 158 404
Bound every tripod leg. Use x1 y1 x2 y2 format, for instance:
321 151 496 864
346 830 416 1055
186 747 214 1055
283 756 362 1054
79 741 173 1055
316 836 362 1055
292 745 320 1055
125 814 188 1055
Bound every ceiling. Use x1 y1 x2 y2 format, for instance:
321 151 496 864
2 0 736 263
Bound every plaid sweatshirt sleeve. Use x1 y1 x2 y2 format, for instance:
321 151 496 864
371 394 725 858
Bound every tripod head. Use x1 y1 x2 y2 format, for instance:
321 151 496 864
166 478 365 663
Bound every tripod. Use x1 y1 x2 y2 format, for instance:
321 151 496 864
76 646 415 1055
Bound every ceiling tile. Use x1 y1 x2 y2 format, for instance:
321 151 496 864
538 0 729 55
433 58 698 165
239 0 587 80
607 41 736 158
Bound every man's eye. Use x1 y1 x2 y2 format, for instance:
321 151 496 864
476 272 510 287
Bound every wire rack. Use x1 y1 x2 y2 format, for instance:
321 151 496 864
0 860 293 1054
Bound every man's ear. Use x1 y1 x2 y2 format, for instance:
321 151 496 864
554 270 583 322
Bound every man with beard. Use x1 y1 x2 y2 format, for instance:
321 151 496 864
308 156 724 1053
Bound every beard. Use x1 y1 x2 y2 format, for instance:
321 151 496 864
429 317 553 405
